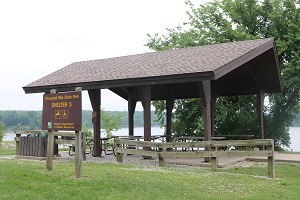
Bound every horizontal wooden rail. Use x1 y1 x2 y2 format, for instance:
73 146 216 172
115 138 275 178
14 130 84 137
209 139 273 147
55 139 75 145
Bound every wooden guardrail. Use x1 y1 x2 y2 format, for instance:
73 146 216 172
14 130 87 159
115 139 275 178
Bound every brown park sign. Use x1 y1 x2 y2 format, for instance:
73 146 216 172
42 91 82 131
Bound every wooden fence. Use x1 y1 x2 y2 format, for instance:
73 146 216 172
115 139 275 178
17 137 47 157
14 130 87 159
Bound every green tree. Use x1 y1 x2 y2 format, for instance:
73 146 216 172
101 109 125 138
146 0 300 149
0 122 5 145
82 124 93 138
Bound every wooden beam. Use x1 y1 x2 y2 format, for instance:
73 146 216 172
23 72 214 94
109 87 129 100
88 89 102 157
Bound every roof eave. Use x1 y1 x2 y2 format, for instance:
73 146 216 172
23 72 215 94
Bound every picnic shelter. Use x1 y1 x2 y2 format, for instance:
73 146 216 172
23 38 282 157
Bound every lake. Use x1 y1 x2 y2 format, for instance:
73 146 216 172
3 127 164 141
3 127 300 151
289 127 300 151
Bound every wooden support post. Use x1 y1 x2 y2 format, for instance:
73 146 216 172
166 97 174 143
211 95 216 137
88 89 102 157
128 89 137 136
198 81 212 162
138 86 151 143
211 146 218 172
46 131 54 170
75 131 82 178
267 140 275 178
258 88 265 150
116 139 123 163
46 89 56 171
138 86 152 159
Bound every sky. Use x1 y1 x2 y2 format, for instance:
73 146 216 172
0 0 209 111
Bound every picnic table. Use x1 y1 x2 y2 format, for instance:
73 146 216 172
174 136 225 142
173 136 225 151
216 135 255 140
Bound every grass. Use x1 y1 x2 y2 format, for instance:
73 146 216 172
1 146 300 199
1 159 300 199
0 141 16 155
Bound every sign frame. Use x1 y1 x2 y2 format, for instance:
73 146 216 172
42 91 82 131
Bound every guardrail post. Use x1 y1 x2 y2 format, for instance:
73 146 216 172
211 146 218 172
116 139 123 163
267 140 275 178
158 144 165 167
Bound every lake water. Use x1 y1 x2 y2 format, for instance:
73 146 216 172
3 127 300 151
3 127 164 141
289 127 300 151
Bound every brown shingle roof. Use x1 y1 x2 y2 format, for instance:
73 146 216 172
23 38 280 94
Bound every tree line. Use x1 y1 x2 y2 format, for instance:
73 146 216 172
0 110 161 130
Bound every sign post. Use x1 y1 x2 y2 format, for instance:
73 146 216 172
74 87 82 178
46 89 56 171
42 89 82 177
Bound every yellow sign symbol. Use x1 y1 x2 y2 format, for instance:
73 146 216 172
55 110 61 119
62 110 68 119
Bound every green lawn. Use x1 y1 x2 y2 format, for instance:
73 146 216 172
0 141 16 155
0 157 299 199
1 145 300 199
